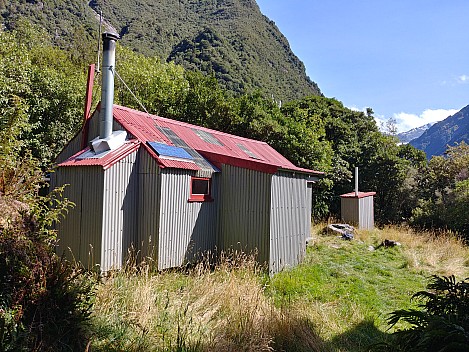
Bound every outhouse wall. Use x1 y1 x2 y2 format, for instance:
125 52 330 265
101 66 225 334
340 196 374 229
218 164 271 265
157 168 219 270
358 196 374 229
341 197 359 226
269 172 313 273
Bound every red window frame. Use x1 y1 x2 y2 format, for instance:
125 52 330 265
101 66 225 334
188 177 213 202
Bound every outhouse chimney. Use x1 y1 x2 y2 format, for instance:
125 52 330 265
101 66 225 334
354 166 359 196
100 32 119 139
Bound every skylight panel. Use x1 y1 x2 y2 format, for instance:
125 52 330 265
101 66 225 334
237 143 261 160
192 129 224 146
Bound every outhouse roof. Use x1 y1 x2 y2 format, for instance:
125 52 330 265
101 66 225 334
340 191 376 199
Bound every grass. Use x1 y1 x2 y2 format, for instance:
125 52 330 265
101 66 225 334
88 225 469 351
90 253 325 351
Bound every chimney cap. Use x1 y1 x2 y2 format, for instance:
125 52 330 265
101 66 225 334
102 32 120 41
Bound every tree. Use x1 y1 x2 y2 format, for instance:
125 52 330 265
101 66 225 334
411 143 469 238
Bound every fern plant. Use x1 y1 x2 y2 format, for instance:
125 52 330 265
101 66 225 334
382 275 469 352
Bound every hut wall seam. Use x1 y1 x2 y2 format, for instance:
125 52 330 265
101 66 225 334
138 149 162 264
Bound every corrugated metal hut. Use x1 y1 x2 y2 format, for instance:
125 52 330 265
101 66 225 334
52 33 322 274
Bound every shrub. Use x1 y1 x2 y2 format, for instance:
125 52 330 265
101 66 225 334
381 275 469 352
0 188 94 351
0 221 94 351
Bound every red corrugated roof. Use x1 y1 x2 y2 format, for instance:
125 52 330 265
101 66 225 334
340 191 376 199
59 140 140 170
112 105 322 175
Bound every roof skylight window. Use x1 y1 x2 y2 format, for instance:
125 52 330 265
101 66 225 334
192 129 224 146
236 143 261 160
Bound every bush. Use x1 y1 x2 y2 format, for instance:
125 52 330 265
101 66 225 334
0 189 94 351
0 153 92 351
380 275 469 352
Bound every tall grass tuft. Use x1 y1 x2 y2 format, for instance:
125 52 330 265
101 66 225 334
356 226 469 278
91 252 326 351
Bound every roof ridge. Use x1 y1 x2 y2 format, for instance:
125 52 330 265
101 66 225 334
113 104 269 145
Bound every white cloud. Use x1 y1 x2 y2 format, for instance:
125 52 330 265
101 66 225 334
347 105 365 113
458 74 469 83
346 105 459 133
392 108 459 133
347 105 391 131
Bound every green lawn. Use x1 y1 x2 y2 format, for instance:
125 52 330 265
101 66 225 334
266 233 430 351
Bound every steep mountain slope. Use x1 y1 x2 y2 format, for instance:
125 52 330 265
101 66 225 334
397 123 433 144
410 105 469 158
0 0 320 102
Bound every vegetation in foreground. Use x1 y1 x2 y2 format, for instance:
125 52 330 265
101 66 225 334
0 112 467 351
88 225 469 352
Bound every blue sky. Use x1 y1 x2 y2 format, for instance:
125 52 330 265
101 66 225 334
256 1 469 132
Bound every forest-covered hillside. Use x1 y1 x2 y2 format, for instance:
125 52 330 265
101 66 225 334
0 0 320 101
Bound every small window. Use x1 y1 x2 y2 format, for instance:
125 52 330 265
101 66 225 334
189 177 213 202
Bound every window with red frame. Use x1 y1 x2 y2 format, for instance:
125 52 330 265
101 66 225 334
189 177 212 202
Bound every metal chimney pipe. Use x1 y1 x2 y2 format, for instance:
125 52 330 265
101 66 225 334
355 166 359 196
100 32 119 139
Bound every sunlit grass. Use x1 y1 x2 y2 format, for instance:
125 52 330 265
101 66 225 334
91 253 325 352
267 223 469 351
89 225 469 352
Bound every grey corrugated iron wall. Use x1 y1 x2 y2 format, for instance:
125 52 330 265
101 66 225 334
55 132 83 164
138 149 161 263
55 112 125 164
341 198 359 226
101 150 139 271
158 169 219 270
88 112 125 142
52 166 104 269
219 165 271 265
341 196 374 229
270 172 311 273
358 196 374 229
